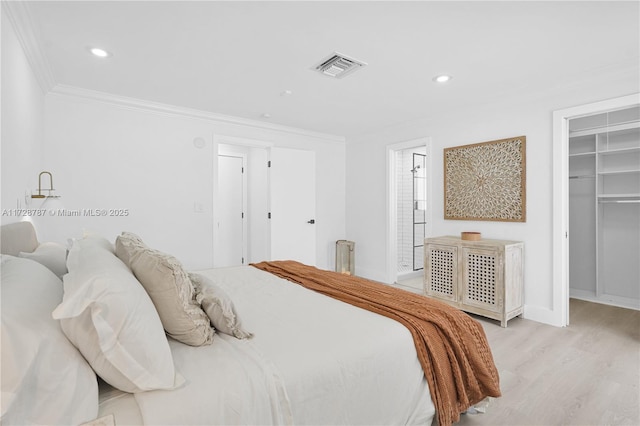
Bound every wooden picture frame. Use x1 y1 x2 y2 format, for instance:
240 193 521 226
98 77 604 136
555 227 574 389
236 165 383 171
444 136 526 222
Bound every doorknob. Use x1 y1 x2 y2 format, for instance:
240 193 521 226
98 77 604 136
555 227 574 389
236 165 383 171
307 219 315 224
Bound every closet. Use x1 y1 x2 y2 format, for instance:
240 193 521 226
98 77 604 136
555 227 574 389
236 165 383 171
568 105 640 309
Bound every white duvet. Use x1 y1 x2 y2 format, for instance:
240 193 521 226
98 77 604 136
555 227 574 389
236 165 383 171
100 265 435 425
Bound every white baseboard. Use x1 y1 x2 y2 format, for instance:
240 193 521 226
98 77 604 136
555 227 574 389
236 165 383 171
523 305 564 327
570 289 640 311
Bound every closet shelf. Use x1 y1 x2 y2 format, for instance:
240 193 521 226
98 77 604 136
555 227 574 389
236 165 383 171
569 174 595 179
598 146 640 155
598 199 640 204
597 194 640 199
569 151 596 158
597 169 640 175
569 120 640 138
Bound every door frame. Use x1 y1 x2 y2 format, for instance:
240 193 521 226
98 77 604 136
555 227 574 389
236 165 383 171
386 137 432 285
552 93 639 327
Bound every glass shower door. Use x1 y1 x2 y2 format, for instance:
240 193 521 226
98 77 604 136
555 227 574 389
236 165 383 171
412 153 427 271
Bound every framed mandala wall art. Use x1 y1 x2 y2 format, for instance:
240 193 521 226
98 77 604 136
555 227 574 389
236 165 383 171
444 136 526 222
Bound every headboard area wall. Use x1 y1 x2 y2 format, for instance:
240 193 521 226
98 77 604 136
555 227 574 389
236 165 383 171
0 221 39 255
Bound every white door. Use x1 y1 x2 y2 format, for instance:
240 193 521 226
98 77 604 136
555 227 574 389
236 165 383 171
216 155 245 267
269 147 316 265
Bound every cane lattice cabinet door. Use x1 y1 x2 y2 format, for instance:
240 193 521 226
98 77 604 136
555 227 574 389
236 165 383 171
424 236 524 327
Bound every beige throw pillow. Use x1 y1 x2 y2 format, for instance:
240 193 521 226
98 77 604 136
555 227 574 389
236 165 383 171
190 273 253 339
115 233 214 347
114 231 143 269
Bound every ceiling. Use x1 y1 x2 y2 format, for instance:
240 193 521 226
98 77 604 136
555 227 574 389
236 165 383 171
22 1 640 138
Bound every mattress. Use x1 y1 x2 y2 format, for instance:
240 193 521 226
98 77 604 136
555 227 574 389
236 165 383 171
98 265 435 425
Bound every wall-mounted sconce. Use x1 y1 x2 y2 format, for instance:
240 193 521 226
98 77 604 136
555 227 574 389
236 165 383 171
31 171 61 209
32 171 61 200
28 171 63 216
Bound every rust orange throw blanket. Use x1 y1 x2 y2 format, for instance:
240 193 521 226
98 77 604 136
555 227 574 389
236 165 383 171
251 260 501 426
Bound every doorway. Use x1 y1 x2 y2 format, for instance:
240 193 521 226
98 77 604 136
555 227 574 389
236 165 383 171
214 139 270 267
217 154 246 267
386 137 431 286
215 147 248 268
213 136 317 267
552 93 639 327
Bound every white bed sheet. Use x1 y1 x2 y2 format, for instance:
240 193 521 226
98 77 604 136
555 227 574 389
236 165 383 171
99 265 435 425
97 380 142 425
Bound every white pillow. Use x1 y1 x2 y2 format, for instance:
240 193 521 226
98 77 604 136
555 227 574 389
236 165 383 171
191 272 253 339
1 255 98 425
52 235 178 393
19 242 68 278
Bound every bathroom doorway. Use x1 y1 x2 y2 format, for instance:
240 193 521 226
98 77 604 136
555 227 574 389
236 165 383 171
386 137 431 286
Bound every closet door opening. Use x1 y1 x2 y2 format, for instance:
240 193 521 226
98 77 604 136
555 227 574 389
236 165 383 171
568 105 640 311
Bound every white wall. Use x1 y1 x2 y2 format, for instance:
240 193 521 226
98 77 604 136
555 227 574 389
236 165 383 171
1 11 45 224
346 71 639 325
42 92 346 271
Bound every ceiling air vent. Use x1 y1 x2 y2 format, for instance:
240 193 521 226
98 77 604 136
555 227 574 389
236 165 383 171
313 52 367 79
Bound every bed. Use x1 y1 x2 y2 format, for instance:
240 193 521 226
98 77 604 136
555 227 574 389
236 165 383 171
0 221 500 426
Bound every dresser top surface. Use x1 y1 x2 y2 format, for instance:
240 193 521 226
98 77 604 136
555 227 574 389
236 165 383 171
426 235 523 246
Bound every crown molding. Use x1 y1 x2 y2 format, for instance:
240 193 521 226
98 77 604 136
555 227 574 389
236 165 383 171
49 84 346 143
2 1 56 93
3 2 344 143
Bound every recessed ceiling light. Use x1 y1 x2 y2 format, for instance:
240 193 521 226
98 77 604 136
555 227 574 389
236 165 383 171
261 113 271 118
89 47 111 58
433 75 452 83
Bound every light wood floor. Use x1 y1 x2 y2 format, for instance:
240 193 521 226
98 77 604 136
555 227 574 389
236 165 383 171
453 299 640 426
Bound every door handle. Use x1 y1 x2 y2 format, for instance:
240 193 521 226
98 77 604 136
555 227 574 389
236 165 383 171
307 219 315 224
